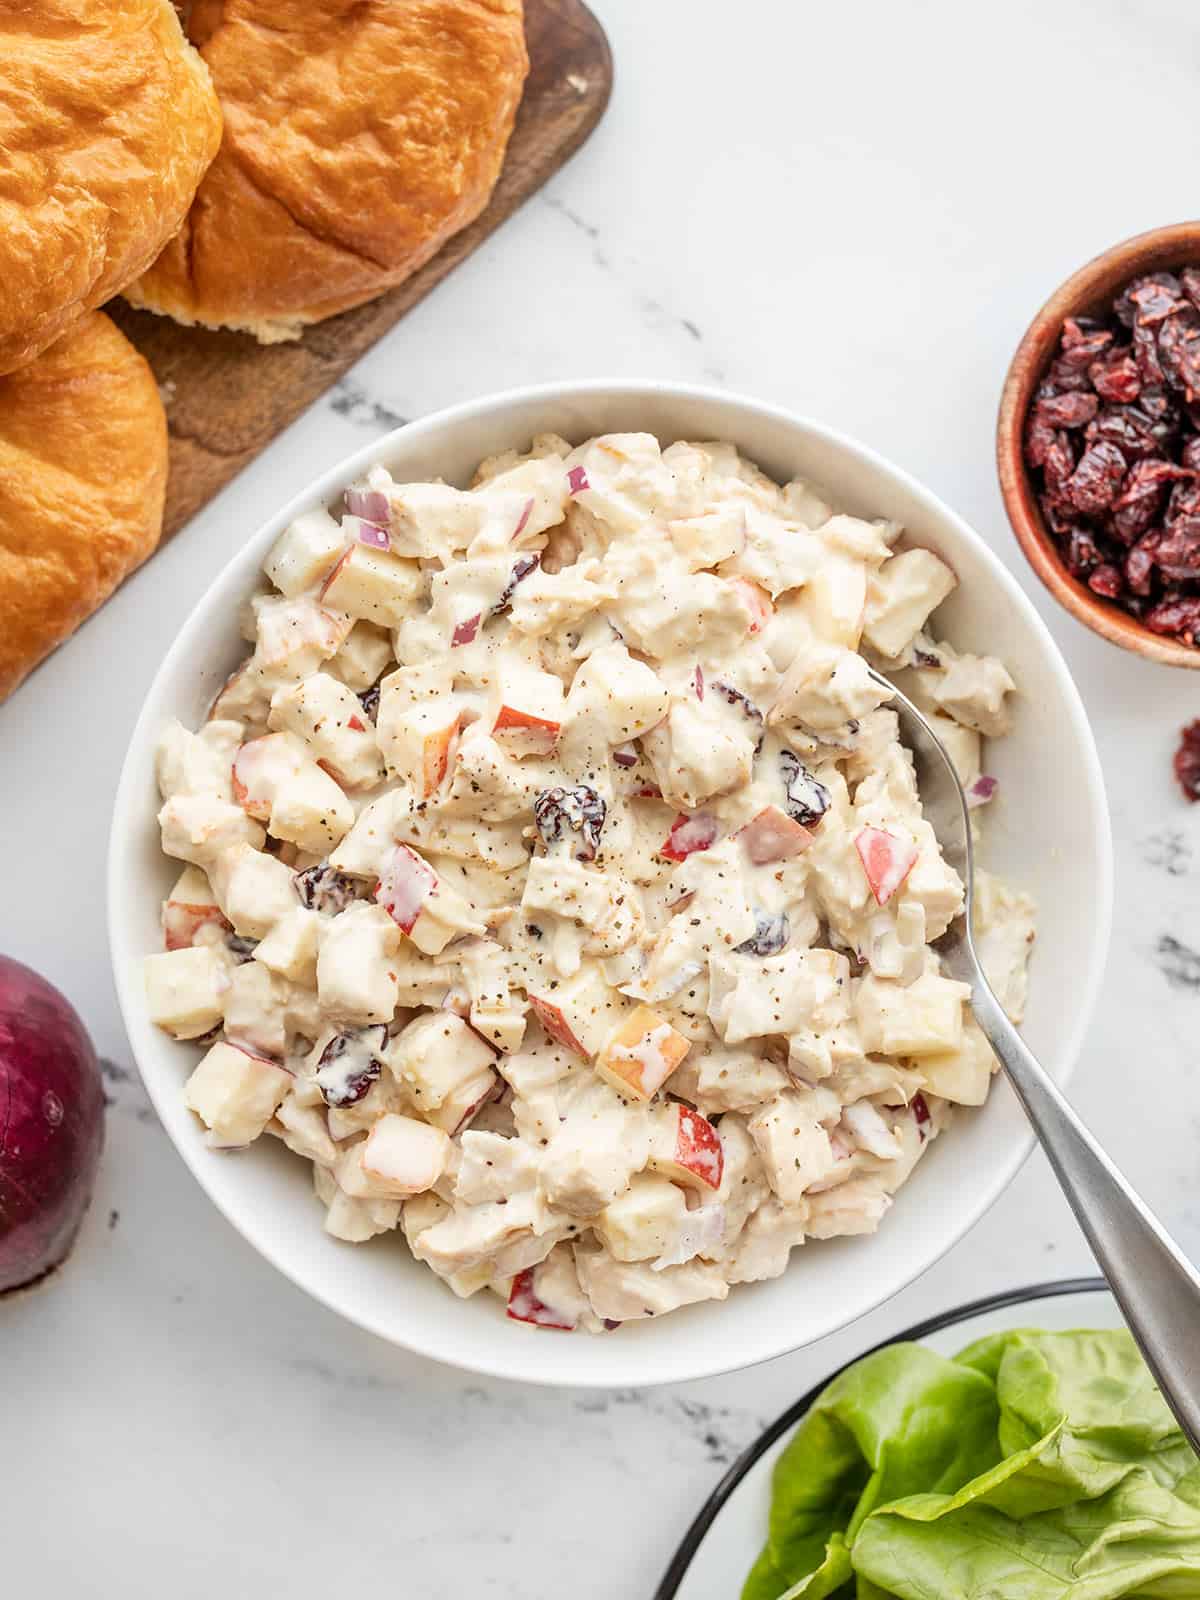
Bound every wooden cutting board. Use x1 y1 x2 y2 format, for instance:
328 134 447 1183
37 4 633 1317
107 0 612 544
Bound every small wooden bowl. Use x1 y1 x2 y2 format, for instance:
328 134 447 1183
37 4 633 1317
997 222 1200 669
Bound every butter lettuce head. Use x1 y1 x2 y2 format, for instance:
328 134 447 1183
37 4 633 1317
743 1329 1200 1600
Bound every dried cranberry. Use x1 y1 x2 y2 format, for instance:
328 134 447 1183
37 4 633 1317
1182 436 1200 472
533 784 607 861
1086 405 1162 463
1166 477 1200 525
912 1091 932 1137
1025 412 1059 469
1182 269 1200 314
1158 307 1200 399
1111 459 1189 544
295 863 365 915
1173 719 1200 800
358 682 381 722
226 933 258 962
778 749 830 827
1125 532 1163 596
1057 316 1113 370
315 1027 387 1108
1115 272 1186 328
1042 498 1081 539
1034 391 1098 429
734 909 791 958
492 553 540 615
1063 442 1127 516
1145 594 1200 641
1087 563 1124 598
1042 430 1076 494
1132 323 1167 387
1089 350 1141 405
1154 518 1200 580
1063 526 1103 577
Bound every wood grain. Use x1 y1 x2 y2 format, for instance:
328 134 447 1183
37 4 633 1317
106 0 612 542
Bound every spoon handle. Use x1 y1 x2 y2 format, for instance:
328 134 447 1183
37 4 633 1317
969 980 1200 1450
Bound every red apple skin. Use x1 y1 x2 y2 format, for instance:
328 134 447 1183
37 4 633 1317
671 1106 724 1190
660 812 718 863
493 706 561 753
739 806 812 865
163 900 230 951
0 958 105 1295
528 995 588 1058
854 826 918 906
507 1267 575 1330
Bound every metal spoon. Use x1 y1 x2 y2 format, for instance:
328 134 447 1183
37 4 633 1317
871 667 1200 1450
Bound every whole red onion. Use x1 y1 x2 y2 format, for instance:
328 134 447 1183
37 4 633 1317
0 956 104 1293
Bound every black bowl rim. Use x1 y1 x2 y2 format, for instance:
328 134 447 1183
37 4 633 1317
652 1275 1110 1600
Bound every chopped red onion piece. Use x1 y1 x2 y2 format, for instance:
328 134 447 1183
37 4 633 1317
566 465 589 495
355 521 390 550
345 487 390 524
966 775 998 808
693 663 704 700
513 497 534 539
612 743 638 768
452 613 481 647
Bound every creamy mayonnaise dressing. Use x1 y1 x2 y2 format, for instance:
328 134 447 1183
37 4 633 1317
143 431 1035 1331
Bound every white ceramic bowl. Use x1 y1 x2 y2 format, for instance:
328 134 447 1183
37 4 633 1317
108 381 1112 1388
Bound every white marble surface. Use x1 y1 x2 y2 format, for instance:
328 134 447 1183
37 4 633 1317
5 2 1200 1594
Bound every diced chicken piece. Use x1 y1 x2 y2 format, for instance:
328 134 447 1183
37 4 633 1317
221 959 299 1058
528 963 624 1061
670 1045 791 1114
385 1012 497 1129
643 698 756 809
143 946 229 1039
804 1177 892 1239
184 1041 291 1146
454 1130 537 1206
489 656 565 756
155 717 240 802
264 507 345 597
595 1004 690 1099
316 901 401 1024
926 712 981 790
862 548 956 659
319 541 424 627
667 506 747 569
841 1099 904 1160
647 1103 724 1191
564 641 670 744
316 1165 402 1243
595 1175 690 1262
377 697 461 797
374 843 485 955
721 1197 810 1284
327 789 408 879
162 865 230 951
915 1016 996 1106
573 1242 729 1321
268 672 384 790
854 967 971 1056
771 643 891 732
250 593 352 682
335 1114 451 1199
973 870 1036 1023
272 1091 338 1166
445 937 527 1053
208 843 298 939
708 948 850 1046
252 906 322 984
710 1112 769 1245
158 793 265 866
409 1191 555 1279
748 1088 840 1205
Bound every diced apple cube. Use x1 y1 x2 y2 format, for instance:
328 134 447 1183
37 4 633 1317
350 1114 451 1198
506 1266 577 1330
660 811 719 862
862 549 957 660
854 969 970 1057
252 906 323 984
384 1012 497 1114
326 620 393 693
221 960 293 1059
328 789 408 879
251 594 352 678
319 542 423 627
374 844 484 955
315 901 401 1024
377 697 461 797
648 1103 724 1191
489 658 564 757
162 865 230 950
728 576 774 634
565 642 670 743
264 507 346 598
143 946 228 1039
184 1040 291 1146
915 1016 995 1105
855 826 919 905
155 717 240 802
231 731 307 820
427 1070 498 1135
595 1174 690 1262
595 1004 691 1099
209 843 299 939
268 765 354 855
738 805 811 864
527 964 622 1060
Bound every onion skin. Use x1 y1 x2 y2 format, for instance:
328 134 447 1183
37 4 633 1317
0 957 105 1294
